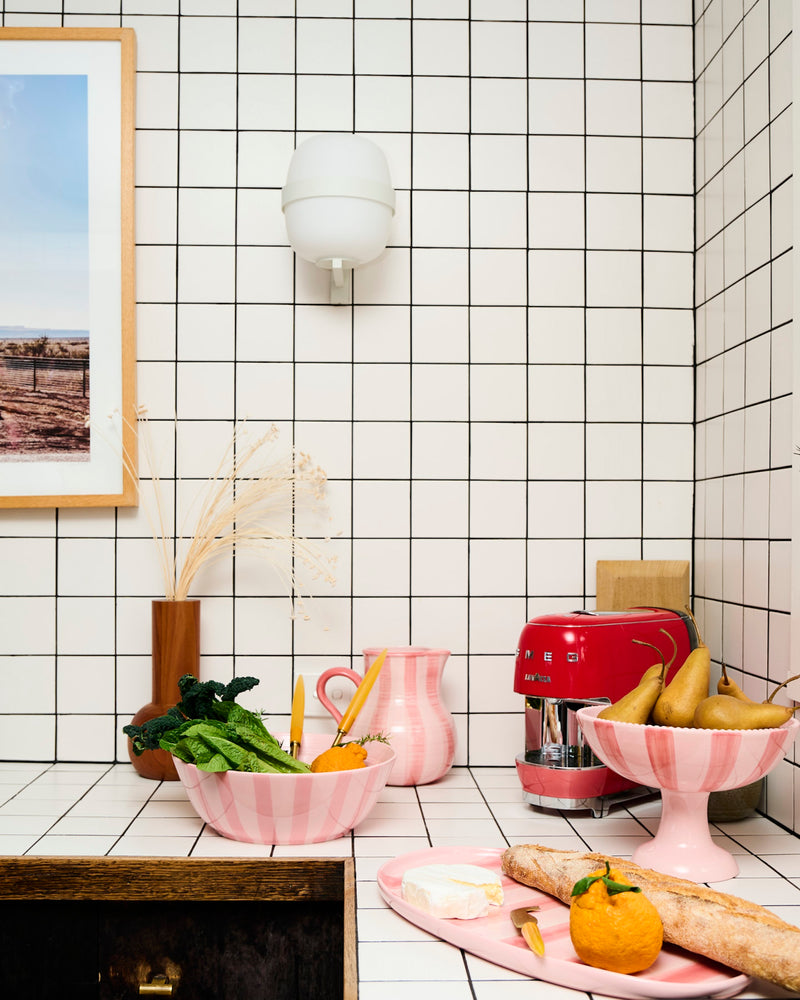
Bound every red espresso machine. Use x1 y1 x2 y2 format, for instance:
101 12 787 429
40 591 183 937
514 608 698 817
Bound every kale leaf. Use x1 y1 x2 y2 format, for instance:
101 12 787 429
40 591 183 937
122 673 311 774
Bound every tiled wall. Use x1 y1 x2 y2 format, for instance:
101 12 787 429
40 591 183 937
693 0 798 834
2 1 695 772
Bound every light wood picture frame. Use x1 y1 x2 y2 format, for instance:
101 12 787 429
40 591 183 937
0 27 136 508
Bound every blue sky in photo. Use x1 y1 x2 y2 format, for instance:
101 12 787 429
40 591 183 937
0 74 90 332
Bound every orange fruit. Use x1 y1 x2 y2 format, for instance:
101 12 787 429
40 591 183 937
310 742 368 773
569 862 663 975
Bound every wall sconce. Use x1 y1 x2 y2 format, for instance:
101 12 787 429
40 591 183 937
281 134 395 305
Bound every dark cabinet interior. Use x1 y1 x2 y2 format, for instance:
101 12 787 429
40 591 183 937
0 856 356 1000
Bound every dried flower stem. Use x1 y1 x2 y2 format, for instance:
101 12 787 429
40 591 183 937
102 407 335 607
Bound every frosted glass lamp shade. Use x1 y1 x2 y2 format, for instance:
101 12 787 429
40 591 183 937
282 134 395 303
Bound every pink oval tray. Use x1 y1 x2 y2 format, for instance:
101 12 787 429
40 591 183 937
377 847 751 1000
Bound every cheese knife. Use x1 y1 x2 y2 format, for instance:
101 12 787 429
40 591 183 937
510 905 545 956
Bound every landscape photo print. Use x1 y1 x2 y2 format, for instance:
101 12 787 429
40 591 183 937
0 27 136 507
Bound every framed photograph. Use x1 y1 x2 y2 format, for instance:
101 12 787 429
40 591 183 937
0 27 136 508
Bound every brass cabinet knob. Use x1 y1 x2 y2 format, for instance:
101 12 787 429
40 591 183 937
139 973 175 996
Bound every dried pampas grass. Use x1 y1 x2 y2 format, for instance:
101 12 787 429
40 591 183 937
109 407 336 612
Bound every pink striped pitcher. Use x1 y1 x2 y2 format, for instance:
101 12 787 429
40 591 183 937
316 647 456 786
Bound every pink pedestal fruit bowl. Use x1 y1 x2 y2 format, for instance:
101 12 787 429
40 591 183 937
576 705 800 883
174 732 395 845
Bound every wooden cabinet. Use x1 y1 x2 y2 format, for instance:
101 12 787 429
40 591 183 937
0 856 356 1000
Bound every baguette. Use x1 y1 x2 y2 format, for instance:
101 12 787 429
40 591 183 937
502 844 800 992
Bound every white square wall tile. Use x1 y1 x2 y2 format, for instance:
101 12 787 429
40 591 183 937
586 309 641 364
353 364 411 421
180 16 236 71
0 656 55 714
587 194 641 250
529 364 585 422
355 77 412 133
355 422 412 478
412 481 468 538
585 23 641 78
469 481 526 538
585 365 642 422
412 19 469 75
57 539 116 596
643 481 693 537
351 481 409 539
413 77 470 133
529 251 585 307
412 364 469 421
0 715 55 761
471 134 527 190
414 133 469 189
528 482 585 538
530 135 586 192
353 540 410 597
642 24 694 80
238 15 295 72
136 72 179 129
587 80 642 136
470 250 527 307
529 423 586 480
587 250 642 307
295 362 353 421
471 20 526 77
469 423 526 480
411 538 468 596
412 191 469 248
587 137 642 193
527 539 584 597
296 17 353 73
529 193 585 250
469 539 526 596
471 78 527 135
179 73 237 129
412 249 469 306
528 21 584 77
355 18 411 74
644 81 694 137
586 424 643 480
585 481 642 538
470 193 527 248
177 246 236 303
529 79 585 135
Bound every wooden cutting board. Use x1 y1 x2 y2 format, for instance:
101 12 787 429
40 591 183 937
596 560 690 612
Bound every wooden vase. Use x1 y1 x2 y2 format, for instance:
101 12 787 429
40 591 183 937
127 598 201 781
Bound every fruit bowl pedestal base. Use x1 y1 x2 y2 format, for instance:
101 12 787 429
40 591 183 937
634 788 739 882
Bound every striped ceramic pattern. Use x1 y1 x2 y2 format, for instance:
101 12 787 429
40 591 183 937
377 847 749 1000
576 707 800 792
343 647 456 786
174 732 395 845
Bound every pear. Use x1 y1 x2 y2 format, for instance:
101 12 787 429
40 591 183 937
651 643 711 728
693 693 799 730
598 640 665 725
717 663 754 702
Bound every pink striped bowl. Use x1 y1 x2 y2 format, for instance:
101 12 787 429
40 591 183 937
173 733 395 845
576 706 800 880
576 706 799 792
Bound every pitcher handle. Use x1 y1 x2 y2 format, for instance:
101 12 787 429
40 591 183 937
315 667 362 726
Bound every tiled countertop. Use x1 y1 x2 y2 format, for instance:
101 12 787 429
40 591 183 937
2 761 800 999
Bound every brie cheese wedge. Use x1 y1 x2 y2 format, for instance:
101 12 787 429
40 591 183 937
400 863 504 919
